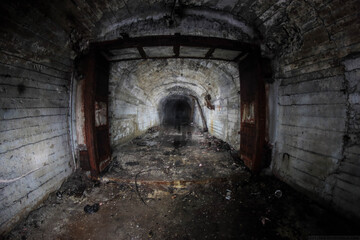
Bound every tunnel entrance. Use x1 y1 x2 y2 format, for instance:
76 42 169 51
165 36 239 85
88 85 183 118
160 95 193 128
80 35 267 177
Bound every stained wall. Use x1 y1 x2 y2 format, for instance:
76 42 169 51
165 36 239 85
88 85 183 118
0 3 74 234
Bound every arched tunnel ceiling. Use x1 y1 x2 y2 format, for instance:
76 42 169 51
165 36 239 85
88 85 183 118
110 58 239 107
1 0 321 58
2 0 359 60
85 0 301 57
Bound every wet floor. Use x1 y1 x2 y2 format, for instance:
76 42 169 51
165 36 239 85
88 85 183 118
4 125 360 240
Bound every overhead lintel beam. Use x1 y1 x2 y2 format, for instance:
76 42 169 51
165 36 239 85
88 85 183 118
91 35 257 54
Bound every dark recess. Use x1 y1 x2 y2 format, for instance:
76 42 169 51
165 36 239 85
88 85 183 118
162 98 192 127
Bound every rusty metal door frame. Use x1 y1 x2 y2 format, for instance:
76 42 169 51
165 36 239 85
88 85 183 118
239 50 266 172
79 36 265 177
83 50 112 179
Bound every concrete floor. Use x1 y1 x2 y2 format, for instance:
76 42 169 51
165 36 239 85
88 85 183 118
4 126 360 239
107 125 241 182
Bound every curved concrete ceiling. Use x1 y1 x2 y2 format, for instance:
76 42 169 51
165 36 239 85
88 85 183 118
110 58 239 107
96 7 257 42
8 0 308 57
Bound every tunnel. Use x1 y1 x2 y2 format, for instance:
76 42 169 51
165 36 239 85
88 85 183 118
1 0 360 238
160 95 193 127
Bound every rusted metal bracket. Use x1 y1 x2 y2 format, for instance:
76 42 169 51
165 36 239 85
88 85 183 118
205 94 215 110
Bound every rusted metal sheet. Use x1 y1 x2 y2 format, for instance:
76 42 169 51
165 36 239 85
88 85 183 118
96 127 111 171
94 53 111 173
84 52 99 178
79 150 90 171
239 51 266 172
83 51 112 178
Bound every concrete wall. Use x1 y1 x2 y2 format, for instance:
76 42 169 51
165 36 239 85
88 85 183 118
334 54 360 216
200 64 240 149
270 0 360 219
0 4 73 234
109 61 159 147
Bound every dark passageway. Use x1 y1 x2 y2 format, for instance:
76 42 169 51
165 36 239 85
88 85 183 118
160 95 193 128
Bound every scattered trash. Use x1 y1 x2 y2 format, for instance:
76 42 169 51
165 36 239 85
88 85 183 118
146 126 159 133
93 181 101 188
260 216 270 226
274 190 282 198
163 167 170 174
225 189 231 200
136 142 147 146
56 191 63 199
84 203 100 214
7 124 359 239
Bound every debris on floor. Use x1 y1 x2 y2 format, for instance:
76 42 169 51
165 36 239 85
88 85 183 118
84 203 100 214
4 125 360 240
274 189 282 198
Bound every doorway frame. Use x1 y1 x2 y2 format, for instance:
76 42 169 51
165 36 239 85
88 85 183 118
79 35 267 177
